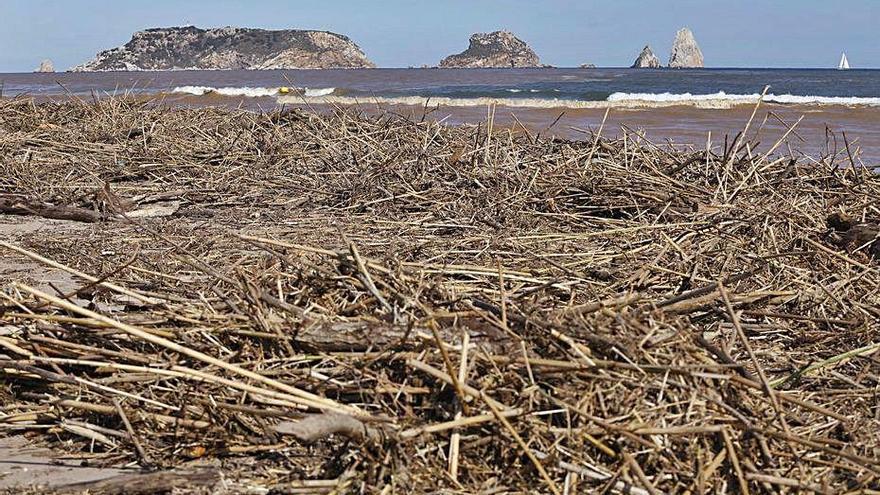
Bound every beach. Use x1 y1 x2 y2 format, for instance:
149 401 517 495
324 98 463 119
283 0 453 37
1 95 879 493
5 0 880 489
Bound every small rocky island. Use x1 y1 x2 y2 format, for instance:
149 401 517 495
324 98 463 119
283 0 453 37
631 45 661 69
73 26 375 71
668 28 704 68
440 31 542 68
34 59 55 73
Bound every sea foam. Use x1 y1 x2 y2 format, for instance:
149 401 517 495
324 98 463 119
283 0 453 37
278 94 746 109
173 86 279 97
285 92 880 109
172 86 336 98
175 85 880 109
280 94 617 109
608 91 880 106
304 87 336 97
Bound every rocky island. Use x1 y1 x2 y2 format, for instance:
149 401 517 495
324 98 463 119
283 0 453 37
72 26 375 71
631 45 661 68
440 31 541 68
34 59 55 73
668 28 704 68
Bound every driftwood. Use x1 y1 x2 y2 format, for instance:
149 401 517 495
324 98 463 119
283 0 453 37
273 413 384 444
50 469 221 495
293 320 498 353
296 321 411 352
0 194 104 223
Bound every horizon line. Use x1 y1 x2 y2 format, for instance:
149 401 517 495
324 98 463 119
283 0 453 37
3 66 880 74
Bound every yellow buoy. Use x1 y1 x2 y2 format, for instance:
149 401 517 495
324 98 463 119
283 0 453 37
278 87 291 94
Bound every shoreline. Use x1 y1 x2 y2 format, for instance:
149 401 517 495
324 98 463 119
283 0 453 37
207 93 880 165
6 92 877 165
279 93 880 109
12 89 880 109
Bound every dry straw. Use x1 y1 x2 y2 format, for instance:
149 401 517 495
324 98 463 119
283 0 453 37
0 95 878 493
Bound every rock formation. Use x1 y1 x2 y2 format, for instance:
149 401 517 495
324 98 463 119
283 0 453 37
631 45 661 69
668 28 704 68
440 31 541 68
580 63 597 69
35 59 55 73
72 26 375 71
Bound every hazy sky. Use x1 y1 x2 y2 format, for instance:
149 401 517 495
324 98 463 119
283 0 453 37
2 0 878 71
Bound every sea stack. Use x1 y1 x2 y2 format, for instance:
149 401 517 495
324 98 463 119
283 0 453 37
72 26 375 71
631 45 661 69
440 31 541 68
35 59 55 73
668 28 704 68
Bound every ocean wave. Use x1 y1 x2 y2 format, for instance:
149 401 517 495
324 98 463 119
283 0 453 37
277 94 747 109
279 91 880 109
175 86 880 109
608 91 880 106
173 86 279 97
172 86 336 98
304 87 336 97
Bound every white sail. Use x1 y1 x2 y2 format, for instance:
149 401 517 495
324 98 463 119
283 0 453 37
839 53 850 70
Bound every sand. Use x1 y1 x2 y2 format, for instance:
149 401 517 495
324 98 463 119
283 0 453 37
0 436 127 491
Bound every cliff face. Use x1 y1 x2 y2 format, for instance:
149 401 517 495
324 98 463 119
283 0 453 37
668 28 704 68
440 31 541 68
631 45 661 69
73 26 375 71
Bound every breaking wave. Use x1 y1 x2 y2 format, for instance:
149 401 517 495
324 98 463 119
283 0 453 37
173 86 278 97
280 94 625 109
277 94 747 110
282 91 880 109
304 87 336 97
174 86 880 109
607 91 880 106
172 86 337 97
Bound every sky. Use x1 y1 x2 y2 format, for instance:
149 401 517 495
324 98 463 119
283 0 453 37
1 0 879 72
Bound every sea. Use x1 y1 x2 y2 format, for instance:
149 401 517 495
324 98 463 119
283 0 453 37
2 68 879 164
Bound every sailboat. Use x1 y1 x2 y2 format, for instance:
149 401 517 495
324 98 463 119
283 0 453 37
838 52 851 70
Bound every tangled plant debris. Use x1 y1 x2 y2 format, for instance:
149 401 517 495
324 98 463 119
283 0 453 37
0 96 879 494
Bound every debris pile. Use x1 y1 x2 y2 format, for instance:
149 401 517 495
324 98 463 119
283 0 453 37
0 97 878 493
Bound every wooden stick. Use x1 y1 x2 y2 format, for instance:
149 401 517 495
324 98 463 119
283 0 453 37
53 399 210 430
23 357 316 411
448 330 470 480
113 399 150 466
0 240 159 305
719 283 789 435
407 358 508 411
400 408 523 439
481 391 561 495
428 321 471 416
623 452 662 495
721 428 750 495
